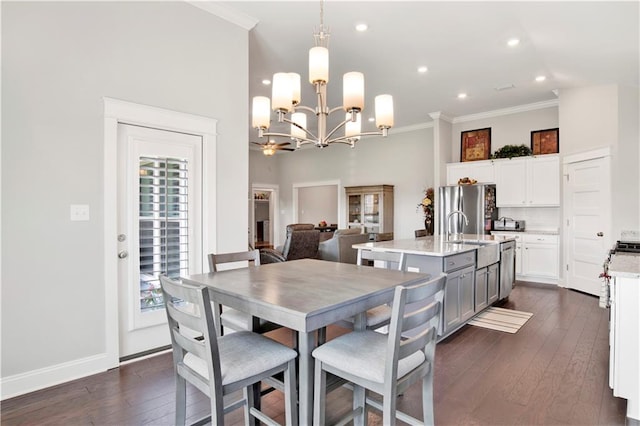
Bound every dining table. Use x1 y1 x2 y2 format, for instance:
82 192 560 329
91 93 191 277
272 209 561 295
182 258 428 425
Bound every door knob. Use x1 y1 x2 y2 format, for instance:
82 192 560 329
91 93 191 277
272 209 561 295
597 232 604 237
118 250 129 259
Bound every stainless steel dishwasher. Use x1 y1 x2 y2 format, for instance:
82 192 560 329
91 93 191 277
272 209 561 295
499 240 516 300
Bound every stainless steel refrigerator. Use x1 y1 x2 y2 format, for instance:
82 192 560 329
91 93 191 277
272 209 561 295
438 184 498 236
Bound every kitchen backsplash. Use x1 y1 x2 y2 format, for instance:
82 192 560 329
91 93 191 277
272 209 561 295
498 207 560 233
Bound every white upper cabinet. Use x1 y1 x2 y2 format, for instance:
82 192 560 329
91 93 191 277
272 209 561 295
494 155 560 207
494 158 527 205
446 159 495 185
527 156 560 205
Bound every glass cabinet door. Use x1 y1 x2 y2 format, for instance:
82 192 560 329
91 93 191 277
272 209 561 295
363 193 380 232
348 194 362 225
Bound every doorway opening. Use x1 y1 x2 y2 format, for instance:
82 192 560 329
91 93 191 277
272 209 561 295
251 184 279 250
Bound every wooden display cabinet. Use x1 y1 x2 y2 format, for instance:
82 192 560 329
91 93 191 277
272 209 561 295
345 185 394 236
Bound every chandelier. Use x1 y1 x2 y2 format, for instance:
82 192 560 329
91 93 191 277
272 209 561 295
251 1 394 149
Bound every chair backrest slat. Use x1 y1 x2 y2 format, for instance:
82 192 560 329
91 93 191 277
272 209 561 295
172 327 207 359
358 250 407 271
399 326 437 360
209 249 260 272
166 303 202 332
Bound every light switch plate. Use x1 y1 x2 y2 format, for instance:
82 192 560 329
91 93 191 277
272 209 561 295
70 204 90 221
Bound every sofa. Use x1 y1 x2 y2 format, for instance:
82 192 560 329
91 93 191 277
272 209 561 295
317 228 370 264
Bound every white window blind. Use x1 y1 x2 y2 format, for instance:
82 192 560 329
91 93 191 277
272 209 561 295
138 156 190 312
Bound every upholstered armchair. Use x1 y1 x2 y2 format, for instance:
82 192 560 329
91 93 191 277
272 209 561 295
259 223 321 263
317 228 370 264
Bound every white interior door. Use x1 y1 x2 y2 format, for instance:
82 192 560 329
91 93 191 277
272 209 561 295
564 155 611 296
117 124 202 359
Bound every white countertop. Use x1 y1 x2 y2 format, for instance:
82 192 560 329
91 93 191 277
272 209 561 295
491 230 559 235
353 234 515 257
609 253 640 278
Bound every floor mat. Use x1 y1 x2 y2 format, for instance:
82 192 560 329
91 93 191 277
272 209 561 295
467 306 533 333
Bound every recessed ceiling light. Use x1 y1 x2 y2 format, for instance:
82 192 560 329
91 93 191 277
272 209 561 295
417 66 428 73
368 117 375 122
458 93 467 99
355 23 368 32
262 79 271 85
507 38 520 47
535 75 546 82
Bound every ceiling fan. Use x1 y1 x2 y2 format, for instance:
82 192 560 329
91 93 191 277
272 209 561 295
251 141 295 156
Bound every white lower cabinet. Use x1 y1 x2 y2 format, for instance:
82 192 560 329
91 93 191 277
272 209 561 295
522 234 559 280
609 274 640 421
491 232 559 283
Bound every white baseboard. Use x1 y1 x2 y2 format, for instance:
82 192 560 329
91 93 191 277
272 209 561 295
1 353 109 400
516 275 559 285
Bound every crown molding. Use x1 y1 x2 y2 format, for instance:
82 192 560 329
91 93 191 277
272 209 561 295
452 99 559 124
187 1 258 30
429 112 453 123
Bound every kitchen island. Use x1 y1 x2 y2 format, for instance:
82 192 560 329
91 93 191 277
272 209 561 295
354 234 516 339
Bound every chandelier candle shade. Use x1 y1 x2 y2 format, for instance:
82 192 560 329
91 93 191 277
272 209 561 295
251 1 393 149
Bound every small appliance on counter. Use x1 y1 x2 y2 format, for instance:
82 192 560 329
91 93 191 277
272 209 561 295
493 217 525 232
614 240 640 253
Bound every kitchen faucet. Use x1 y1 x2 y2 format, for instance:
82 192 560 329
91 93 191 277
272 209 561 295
447 210 469 242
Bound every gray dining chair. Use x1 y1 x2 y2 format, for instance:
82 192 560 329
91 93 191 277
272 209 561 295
159 275 298 426
208 250 282 336
340 250 408 330
312 273 446 426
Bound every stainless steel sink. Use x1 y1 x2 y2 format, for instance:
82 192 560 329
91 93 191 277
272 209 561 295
473 243 500 268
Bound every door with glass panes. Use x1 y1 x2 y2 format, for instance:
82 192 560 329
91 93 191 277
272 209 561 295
117 124 202 359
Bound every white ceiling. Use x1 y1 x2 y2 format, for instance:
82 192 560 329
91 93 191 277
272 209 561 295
215 1 639 139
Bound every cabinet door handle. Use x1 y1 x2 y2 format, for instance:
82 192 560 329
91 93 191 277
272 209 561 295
449 261 455 266
597 232 604 237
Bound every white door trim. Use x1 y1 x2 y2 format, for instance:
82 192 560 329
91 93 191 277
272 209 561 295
103 97 217 368
251 183 280 248
292 180 342 227
562 146 611 165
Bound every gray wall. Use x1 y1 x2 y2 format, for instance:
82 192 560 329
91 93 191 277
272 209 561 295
298 185 338 226
2 1 248 386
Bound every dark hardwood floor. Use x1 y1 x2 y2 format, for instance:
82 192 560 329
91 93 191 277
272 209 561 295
1 281 627 425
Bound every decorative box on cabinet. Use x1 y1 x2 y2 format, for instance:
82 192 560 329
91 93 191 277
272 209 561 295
446 159 495 185
494 155 560 207
345 185 394 235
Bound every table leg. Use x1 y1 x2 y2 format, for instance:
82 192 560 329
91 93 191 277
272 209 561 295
298 330 315 426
